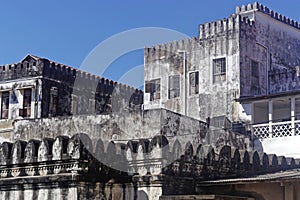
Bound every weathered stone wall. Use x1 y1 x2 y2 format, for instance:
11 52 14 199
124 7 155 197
0 133 297 199
268 68 300 94
144 15 241 123
41 58 143 118
0 56 43 82
144 2 300 125
12 109 252 154
0 55 143 141
238 2 300 97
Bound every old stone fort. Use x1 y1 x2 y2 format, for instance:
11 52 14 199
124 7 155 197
0 2 300 200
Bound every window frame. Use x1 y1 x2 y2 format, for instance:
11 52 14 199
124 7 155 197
145 78 161 101
213 57 226 83
168 75 180 99
19 88 32 118
49 87 58 117
189 71 199 95
1 91 9 119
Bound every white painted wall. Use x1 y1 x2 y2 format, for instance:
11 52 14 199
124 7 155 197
261 136 300 158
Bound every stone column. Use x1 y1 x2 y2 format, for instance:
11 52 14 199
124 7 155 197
268 100 273 137
291 97 295 136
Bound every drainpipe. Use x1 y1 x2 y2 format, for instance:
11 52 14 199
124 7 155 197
178 50 187 116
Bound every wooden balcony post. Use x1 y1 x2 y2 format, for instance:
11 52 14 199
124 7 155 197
268 100 273 137
291 97 295 136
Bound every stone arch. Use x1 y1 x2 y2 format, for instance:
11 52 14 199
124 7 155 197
286 158 296 168
11 140 27 164
195 144 203 162
150 135 169 149
184 142 193 161
278 156 287 169
260 153 269 171
126 140 138 154
114 142 128 173
24 139 40 163
252 151 260 171
126 140 138 162
218 145 231 170
240 150 250 171
38 138 54 162
0 142 13 165
67 133 92 160
94 138 104 162
231 148 241 171
268 154 278 170
151 136 169 160
106 141 116 155
172 139 182 161
136 143 144 161
206 146 215 166
139 139 151 154
105 141 117 167
52 136 69 160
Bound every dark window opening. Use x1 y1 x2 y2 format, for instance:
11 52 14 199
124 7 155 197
19 89 31 118
49 87 58 117
1 92 9 119
251 60 259 78
145 79 161 101
251 60 260 95
189 71 199 95
213 58 226 83
169 75 180 99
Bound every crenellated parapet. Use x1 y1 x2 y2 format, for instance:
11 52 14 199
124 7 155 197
0 55 143 118
236 2 300 30
0 133 298 183
199 15 239 39
198 14 255 40
144 37 198 63
0 59 43 81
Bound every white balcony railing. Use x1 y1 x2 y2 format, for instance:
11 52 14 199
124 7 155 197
253 120 300 139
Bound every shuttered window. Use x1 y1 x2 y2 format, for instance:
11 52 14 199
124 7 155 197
213 58 226 83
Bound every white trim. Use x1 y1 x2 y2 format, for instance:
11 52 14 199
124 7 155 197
268 100 273 137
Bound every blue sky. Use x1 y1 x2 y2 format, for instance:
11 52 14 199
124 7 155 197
0 0 299 83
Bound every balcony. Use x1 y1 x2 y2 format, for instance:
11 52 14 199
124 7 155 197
252 120 300 139
251 95 300 139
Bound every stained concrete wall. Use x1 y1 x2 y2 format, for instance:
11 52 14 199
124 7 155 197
12 109 251 153
144 16 241 123
144 2 300 125
239 5 300 97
